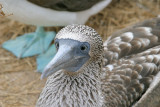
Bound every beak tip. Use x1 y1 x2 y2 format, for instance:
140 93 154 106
40 68 51 79
41 72 46 80
40 75 44 80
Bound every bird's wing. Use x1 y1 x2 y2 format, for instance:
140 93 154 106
103 18 160 65
101 45 160 107
27 0 103 11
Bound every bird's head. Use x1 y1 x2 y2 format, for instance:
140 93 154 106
41 24 103 79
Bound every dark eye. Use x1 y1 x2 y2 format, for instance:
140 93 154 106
55 42 59 50
80 45 87 51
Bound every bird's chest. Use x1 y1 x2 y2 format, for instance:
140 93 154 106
49 83 101 107
37 69 102 107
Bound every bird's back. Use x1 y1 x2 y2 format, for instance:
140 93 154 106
28 0 103 11
101 18 160 106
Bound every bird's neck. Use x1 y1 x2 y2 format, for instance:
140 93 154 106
38 58 103 107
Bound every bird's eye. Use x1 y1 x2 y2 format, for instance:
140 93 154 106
80 45 87 51
55 42 59 50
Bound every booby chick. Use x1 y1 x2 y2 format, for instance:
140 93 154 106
37 18 160 107
1 0 111 72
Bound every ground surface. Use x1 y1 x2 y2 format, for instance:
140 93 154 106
0 0 160 107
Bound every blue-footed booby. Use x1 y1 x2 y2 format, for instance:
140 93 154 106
0 0 111 72
37 18 160 107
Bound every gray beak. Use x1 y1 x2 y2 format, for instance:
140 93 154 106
41 45 74 79
41 39 90 79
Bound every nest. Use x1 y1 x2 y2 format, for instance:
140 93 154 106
0 0 160 107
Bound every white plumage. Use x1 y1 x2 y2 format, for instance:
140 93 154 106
1 0 111 26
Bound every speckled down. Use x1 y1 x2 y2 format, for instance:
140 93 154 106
36 18 160 107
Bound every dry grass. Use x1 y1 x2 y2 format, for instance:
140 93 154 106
0 0 160 107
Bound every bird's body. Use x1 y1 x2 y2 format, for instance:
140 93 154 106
36 18 160 107
1 0 111 26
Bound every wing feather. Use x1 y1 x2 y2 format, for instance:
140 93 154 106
103 18 160 65
102 18 160 106
102 44 160 106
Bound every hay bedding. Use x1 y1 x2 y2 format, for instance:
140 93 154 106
0 0 159 107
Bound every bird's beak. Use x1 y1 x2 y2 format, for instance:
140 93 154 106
41 45 74 79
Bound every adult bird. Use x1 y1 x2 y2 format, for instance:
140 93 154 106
0 0 111 72
37 18 160 107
